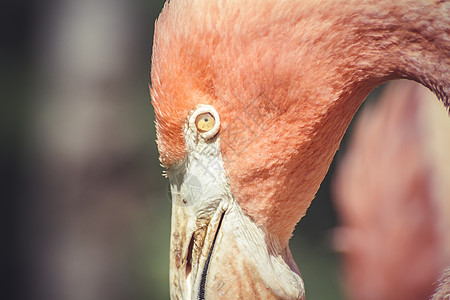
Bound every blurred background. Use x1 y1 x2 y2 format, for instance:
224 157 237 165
4 1 448 300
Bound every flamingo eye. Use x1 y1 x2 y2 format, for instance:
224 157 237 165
195 113 215 133
189 105 220 140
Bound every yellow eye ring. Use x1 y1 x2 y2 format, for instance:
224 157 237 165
195 113 215 133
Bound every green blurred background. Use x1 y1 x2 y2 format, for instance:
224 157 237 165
4 1 383 299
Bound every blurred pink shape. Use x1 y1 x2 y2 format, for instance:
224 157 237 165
333 80 450 300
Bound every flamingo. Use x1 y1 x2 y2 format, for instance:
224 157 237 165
333 80 450 300
150 0 449 298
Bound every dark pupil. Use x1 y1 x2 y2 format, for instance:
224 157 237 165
204 118 208 122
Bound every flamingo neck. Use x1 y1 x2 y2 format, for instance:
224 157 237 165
333 0 449 106
221 0 450 245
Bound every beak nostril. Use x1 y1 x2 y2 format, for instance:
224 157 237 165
186 234 195 278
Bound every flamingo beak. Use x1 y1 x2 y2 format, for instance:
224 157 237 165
167 153 229 299
167 157 304 299
169 194 225 299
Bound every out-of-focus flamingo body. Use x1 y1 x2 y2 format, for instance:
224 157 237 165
333 81 450 300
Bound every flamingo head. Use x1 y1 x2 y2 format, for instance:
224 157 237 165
150 0 370 298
